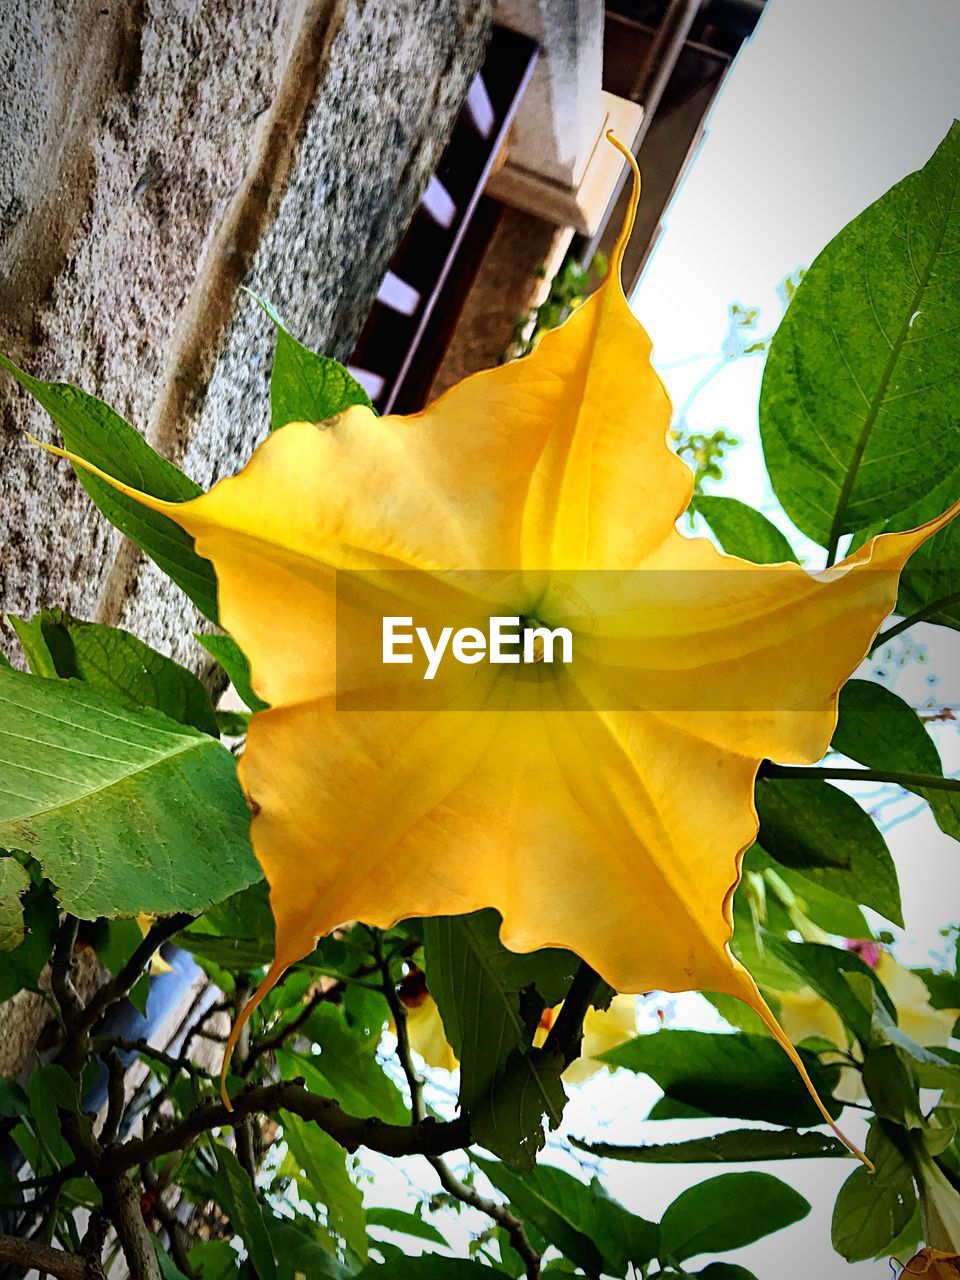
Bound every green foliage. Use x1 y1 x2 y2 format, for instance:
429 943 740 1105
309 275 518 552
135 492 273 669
475 1157 659 1277
603 1029 841 1127
761 121 960 556
196 631 270 712
693 494 799 564
0 354 219 620
658 1172 808 1263
0 853 30 950
9 608 219 735
756 777 902 924
250 292 372 429
421 910 576 1167
834 678 960 840
0 664 258 918
572 1129 850 1163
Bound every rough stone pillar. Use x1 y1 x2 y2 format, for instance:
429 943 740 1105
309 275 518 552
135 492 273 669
0 0 492 668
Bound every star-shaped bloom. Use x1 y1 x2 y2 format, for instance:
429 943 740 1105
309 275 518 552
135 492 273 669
44 139 959 1156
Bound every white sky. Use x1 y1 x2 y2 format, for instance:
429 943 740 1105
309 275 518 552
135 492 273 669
363 4 960 1276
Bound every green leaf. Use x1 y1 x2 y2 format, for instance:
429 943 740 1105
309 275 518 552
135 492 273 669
366 1206 448 1248
891 484 960 631
659 1172 808 1262
8 610 218 736
25 1064 79 1170
276 1016 407 1126
765 938 895 1048
756 778 902 925
266 1220 353 1279
187 1241 239 1280
0 665 258 918
421 910 576 1167
764 861 871 940
693 495 799 564
475 1157 658 1277
250 293 373 429
178 878 275 970
572 1127 850 1163
0 356 219 620
211 1146 278 1280
832 1163 914 1261
0 878 58 1001
760 122 960 552
602 1029 841 1127
153 1240 191 1280
196 633 269 712
834 679 960 841
280 1110 367 1259
0 855 30 950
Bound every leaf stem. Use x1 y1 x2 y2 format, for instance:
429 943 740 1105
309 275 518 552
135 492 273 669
759 763 960 791
870 592 960 652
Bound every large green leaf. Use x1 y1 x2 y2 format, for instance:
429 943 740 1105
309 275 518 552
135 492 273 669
659 1172 809 1263
602 1029 841 1127
280 1110 367 1259
756 778 902 925
211 1146 278 1280
365 1206 447 1248
475 1157 658 1278
834 678 960 841
250 294 372 429
832 1125 915 1262
693 495 799 564
266 1221 353 1280
572 1128 850 1163
0 665 258 918
421 910 577 1167
8 610 218 736
0 356 219 620
760 122 960 553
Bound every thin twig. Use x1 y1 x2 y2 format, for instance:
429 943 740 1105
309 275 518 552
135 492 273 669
79 914 193 1033
241 981 341 1076
871 592 960 653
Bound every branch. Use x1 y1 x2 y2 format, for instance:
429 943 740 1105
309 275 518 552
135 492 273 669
542 960 604 1067
51 915 82 1026
428 1155 541 1279
0 1233 104 1280
871 593 960 652
79 914 193 1032
103 1080 471 1174
759 763 960 792
369 928 425 1121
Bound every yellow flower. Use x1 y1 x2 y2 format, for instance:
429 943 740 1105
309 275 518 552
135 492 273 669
39 137 959 1158
777 952 960 1105
901 1249 960 1276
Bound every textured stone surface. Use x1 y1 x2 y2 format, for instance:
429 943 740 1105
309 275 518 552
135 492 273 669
0 0 492 669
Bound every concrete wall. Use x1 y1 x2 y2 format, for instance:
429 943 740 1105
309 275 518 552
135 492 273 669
0 0 492 668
